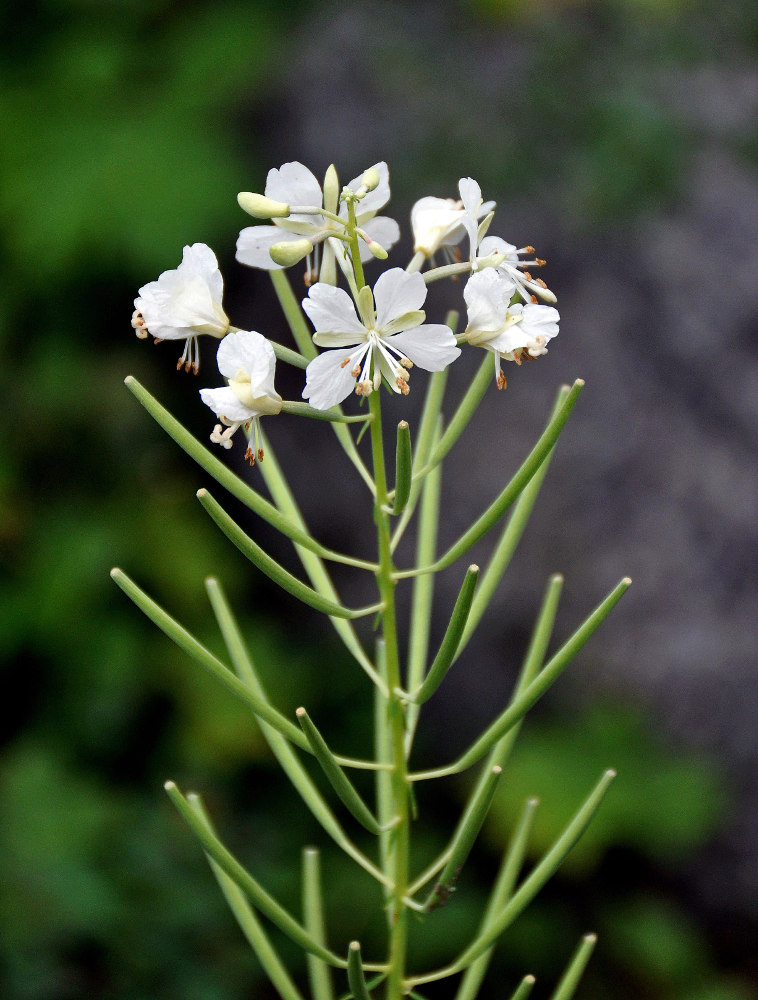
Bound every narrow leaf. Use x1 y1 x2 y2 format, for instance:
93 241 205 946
110 568 307 749
392 421 412 516
197 488 380 620
419 380 584 574
188 794 305 1000
165 781 345 967
347 942 373 1000
297 708 383 835
302 849 335 1000
549 934 597 1000
413 564 479 705
205 579 390 888
424 764 502 911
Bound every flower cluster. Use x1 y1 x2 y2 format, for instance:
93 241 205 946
131 162 559 462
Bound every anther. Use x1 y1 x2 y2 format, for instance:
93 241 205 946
523 246 535 254
536 278 548 288
131 310 149 339
496 371 507 391
340 357 352 369
400 358 413 370
351 364 361 378
396 377 410 395
243 446 256 466
536 258 546 267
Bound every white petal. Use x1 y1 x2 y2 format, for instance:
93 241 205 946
302 347 361 410
350 161 391 216
265 162 322 209
386 325 461 372
458 177 482 214
200 386 255 423
181 243 224 303
516 303 560 342
236 226 301 270
302 283 365 336
358 215 401 262
463 269 514 333
411 196 465 254
216 330 276 383
479 235 519 264
374 268 427 329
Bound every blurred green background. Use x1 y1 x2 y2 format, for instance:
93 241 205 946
2 1 758 998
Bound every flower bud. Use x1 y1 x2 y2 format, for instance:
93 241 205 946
360 167 381 192
269 238 314 267
358 230 388 259
237 192 290 219
323 164 340 215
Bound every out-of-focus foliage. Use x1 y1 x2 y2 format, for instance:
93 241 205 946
1 0 756 998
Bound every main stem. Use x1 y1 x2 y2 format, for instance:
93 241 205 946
369 388 409 1000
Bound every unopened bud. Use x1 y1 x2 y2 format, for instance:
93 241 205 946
358 229 388 259
323 164 340 214
361 166 380 192
238 192 290 219
269 238 314 267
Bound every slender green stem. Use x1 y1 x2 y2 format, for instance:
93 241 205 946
406 250 426 273
270 269 317 359
368 388 409 1000
509 976 537 1000
348 942 374 1000
281 400 370 422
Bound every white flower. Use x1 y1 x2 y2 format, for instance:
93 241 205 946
411 177 495 259
199 330 282 464
302 268 461 410
236 161 399 275
478 235 557 304
131 243 230 373
463 269 559 389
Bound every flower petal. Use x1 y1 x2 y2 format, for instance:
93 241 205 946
464 269 515 334
386 325 461 372
265 162 323 210
358 215 401 262
181 243 224 303
236 226 302 270
302 283 365 337
374 268 427 329
216 330 276 385
200 386 255 423
302 347 363 410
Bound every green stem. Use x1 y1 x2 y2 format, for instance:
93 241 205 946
368 389 409 1000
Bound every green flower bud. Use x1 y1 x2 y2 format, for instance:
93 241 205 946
323 164 340 215
237 192 290 219
360 166 380 192
269 238 314 267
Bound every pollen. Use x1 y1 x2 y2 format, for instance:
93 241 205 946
351 364 362 378
131 310 149 339
400 358 413 369
340 356 353 368
243 446 256 466
496 370 507 391
396 377 410 395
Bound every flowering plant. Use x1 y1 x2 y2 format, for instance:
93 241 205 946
114 160 629 1000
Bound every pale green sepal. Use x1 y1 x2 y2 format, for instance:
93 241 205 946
423 763 502 912
380 310 426 336
455 386 570 659
392 421 412 516
476 210 495 244
549 934 597 1000
417 379 584 575
296 708 384 835
188 793 305 1000
454 797 539 1000
323 165 340 215
270 238 314 267
109 568 307 750
164 781 346 968
205 579 392 888
124 376 325 552
280 400 370 423
238 192 290 219
357 285 375 327
197 488 381 620
412 564 479 705
347 942 373 1000
302 849 336 1000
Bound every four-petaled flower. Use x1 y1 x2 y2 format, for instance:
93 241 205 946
200 330 282 464
411 177 495 260
131 243 230 373
236 161 399 276
463 269 559 389
302 268 461 410
478 235 557 304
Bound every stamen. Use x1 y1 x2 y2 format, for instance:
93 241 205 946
535 278 548 288
355 380 373 396
395 376 410 395
341 356 353 369
351 364 361 378
400 358 413 370
243 445 256 466
131 310 149 339
496 370 507 391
